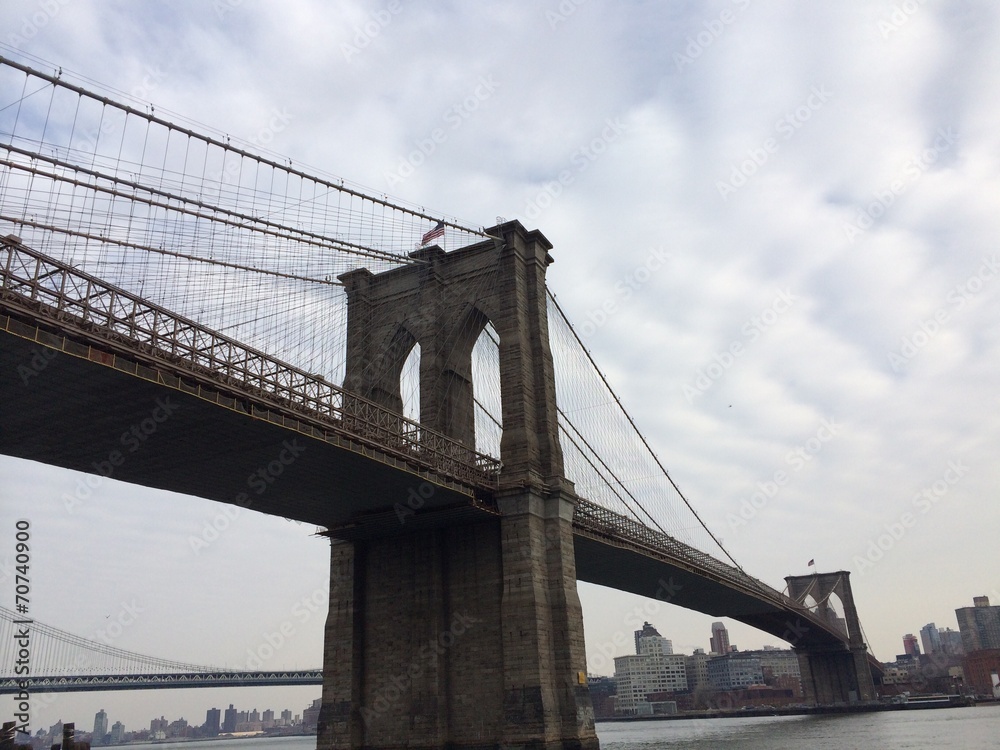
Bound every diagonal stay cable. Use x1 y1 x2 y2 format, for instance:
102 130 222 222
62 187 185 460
557 407 667 532
478 324 662 529
546 289 749 576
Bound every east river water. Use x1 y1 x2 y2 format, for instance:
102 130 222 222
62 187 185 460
119 705 1000 750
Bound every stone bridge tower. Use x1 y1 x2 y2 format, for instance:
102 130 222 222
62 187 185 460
785 571 876 704
317 221 598 750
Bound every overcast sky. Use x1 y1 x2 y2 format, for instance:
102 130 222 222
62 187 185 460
2 0 1000 733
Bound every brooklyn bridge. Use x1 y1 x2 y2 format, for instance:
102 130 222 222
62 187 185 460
0 56 881 750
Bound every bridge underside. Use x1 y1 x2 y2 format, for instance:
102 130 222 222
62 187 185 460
0 326 484 528
573 535 846 652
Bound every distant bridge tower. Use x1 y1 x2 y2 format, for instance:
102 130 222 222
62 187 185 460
318 221 598 750
785 571 876 704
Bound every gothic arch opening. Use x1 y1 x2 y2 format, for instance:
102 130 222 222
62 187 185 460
471 321 502 459
820 591 848 637
362 324 416 416
400 340 420 424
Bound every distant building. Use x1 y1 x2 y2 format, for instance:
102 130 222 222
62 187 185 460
707 652 764 690
710 622 730 655
920 623 941 655
614 624 688 715
303 699 321 732
961 649 1000 697
587 675 617 718
634 622 671 654
685 649 711 693
150 717 168 734
902 633 921 656
956 596 1000 653
747 648 802 689
222 705 238 733
166 718 188 738
109 721 125 745
939 627 965 656
93 710 108 743
280 709 293 726
204 708 220 736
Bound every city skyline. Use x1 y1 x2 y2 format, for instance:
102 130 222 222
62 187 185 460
2 0 1000 733
6 586 995 730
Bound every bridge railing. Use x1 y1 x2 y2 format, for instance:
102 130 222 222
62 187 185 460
0 235 502 489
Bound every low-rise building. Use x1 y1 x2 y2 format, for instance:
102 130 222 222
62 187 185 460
707 652 764 690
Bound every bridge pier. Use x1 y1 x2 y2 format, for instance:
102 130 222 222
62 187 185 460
786 571 875 705
795 648 873 705
318 221 597 750
317 487 596 750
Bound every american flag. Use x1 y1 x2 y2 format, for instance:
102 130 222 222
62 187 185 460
421 221 445 245
807 559 815 567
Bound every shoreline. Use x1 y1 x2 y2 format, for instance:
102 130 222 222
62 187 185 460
596 698 998 723
86 733 317 747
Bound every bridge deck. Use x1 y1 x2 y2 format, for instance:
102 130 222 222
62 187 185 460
0 670 322 694
0 321 488 528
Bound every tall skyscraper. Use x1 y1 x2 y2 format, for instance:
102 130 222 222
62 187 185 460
204 708 221 737
109 722 125 744
902 633 920 656
93 710 108 742
222 704 238 734
919 623 941 655
710 622 730 654
956 596 1000 653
